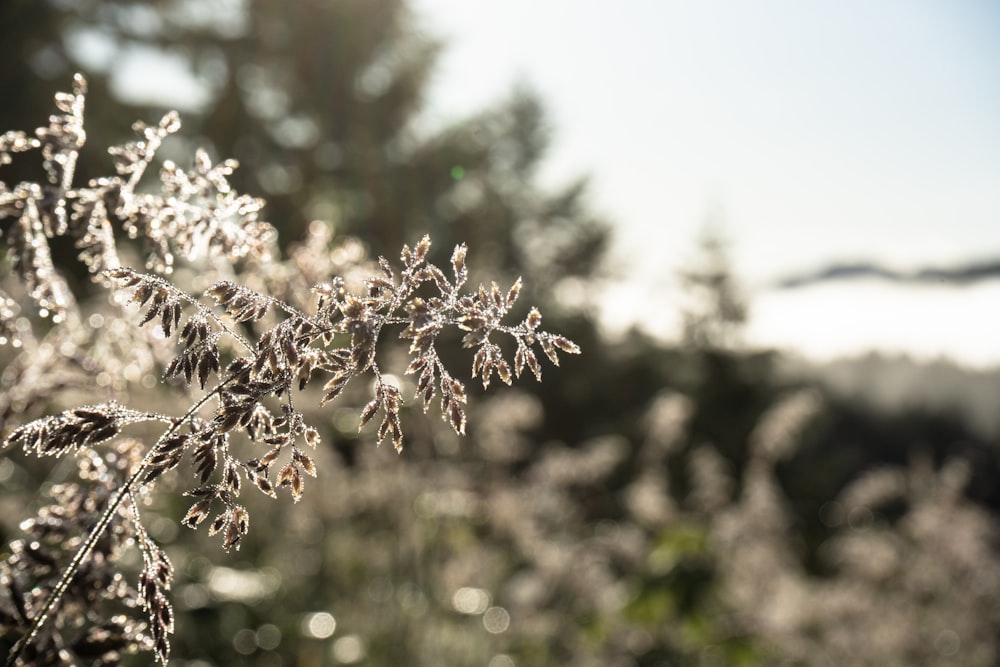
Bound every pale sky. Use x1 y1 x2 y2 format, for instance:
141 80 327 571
413 0 1000 285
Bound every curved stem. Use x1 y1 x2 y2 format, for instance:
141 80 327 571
5 381 230 667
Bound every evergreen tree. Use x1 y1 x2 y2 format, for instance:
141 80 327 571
0 0 609 313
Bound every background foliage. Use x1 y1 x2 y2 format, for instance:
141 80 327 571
2 1 999 665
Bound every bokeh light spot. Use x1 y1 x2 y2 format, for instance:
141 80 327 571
452 586 490 615
483 606 510 634
232 628 256 655
302 612 336 639
256 623 281 650
332 635 364 663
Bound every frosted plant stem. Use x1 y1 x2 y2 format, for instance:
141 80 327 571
4 387 227 667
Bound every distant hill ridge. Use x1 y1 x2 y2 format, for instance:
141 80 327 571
777 258 1000 289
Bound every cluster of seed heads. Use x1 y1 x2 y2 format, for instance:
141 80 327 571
0 77 578 665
